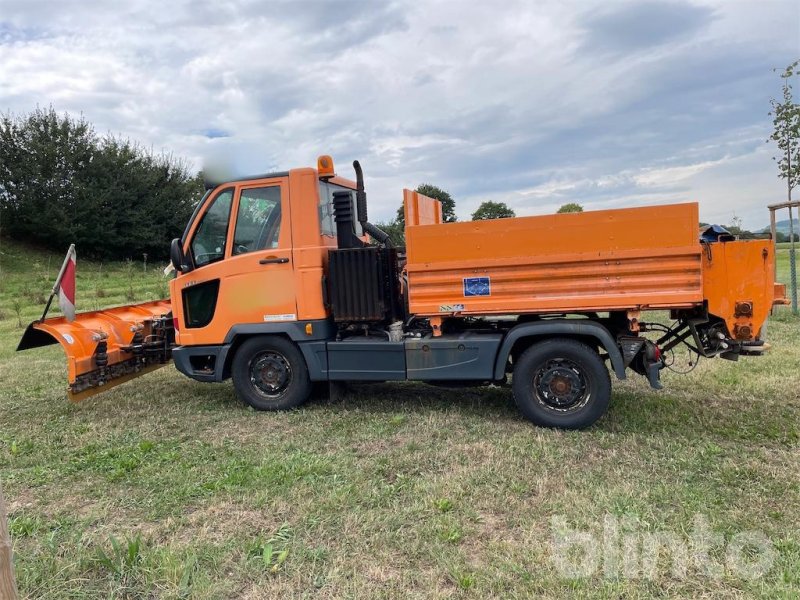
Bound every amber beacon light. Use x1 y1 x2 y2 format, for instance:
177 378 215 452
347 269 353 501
317 155 335 179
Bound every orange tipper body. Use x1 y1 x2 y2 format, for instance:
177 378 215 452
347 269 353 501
406 202 705 315
405 200 777 340
17 155 787 430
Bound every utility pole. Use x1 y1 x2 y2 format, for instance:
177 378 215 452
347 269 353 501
0 480 19 600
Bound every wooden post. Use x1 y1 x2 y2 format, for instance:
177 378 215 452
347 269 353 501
0 479 18 600
770 208 777 242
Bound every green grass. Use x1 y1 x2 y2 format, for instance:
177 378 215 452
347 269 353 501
0 239 798 598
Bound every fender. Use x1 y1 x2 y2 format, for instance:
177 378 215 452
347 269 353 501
493 320 627 381
217 319 336 381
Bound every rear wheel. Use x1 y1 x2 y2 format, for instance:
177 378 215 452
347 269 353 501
512 338 610 429
231 336 312 411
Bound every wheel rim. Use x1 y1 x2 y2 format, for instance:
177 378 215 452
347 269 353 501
249 351 292 398
532 358 591 413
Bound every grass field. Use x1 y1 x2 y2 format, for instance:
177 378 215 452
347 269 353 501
1 239 798 598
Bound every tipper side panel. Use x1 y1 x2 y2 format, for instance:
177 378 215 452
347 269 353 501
405 203 703 316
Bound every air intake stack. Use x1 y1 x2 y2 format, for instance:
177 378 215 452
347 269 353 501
327 160 401 324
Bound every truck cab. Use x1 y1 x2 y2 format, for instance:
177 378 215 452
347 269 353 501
170 166 351 346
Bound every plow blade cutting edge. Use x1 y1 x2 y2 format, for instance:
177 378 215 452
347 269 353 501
17 300 174 401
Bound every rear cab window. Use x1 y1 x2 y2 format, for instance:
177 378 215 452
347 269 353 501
319 181 362 238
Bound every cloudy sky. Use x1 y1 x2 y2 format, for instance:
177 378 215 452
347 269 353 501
1 0 798 228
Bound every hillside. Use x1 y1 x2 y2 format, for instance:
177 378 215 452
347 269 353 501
762 218 800 235
0 236 168 341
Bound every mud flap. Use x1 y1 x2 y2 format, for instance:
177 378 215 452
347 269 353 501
646 360 664 390
16 300 173 401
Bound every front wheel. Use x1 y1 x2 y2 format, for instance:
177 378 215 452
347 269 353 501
231 336 312 411
512 339 611 429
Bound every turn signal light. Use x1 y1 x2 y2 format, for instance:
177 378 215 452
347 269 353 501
317 155 335 180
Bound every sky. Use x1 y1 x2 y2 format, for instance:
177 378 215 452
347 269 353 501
1 0 799 229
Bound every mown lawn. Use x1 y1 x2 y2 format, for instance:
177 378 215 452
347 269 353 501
0 238 798 599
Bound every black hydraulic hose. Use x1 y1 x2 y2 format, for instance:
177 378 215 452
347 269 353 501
362 221 393 246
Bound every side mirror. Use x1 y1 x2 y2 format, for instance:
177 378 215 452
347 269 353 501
170 238 189 273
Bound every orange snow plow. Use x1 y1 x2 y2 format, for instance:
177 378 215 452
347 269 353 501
17 300 174 401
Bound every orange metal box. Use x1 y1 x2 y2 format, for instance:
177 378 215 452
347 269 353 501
405 202 704 317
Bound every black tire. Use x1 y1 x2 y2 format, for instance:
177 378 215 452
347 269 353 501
231 336 312 411
512 338 611 429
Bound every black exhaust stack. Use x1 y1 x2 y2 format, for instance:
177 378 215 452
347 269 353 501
353 160 394 247
332 190 365 250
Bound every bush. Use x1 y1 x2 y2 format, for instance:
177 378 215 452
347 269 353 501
0 107 204 259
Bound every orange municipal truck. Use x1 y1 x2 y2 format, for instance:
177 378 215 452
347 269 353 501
17 157 787 429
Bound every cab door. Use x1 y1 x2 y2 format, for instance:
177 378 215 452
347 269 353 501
176 178 295 346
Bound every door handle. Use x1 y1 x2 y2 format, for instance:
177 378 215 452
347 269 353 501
259 257 289 265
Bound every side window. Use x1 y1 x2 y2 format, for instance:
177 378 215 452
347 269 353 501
233 186 282 254
191 189 233 267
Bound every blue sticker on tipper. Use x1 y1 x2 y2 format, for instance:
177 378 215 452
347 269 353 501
463 276 491 297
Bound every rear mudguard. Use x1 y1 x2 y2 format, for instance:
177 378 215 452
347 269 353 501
17 300 173 401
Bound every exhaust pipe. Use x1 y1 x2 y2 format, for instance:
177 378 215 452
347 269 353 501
353 160 394 247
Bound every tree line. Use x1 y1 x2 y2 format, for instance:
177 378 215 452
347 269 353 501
376 185 584 246
0 107 204 260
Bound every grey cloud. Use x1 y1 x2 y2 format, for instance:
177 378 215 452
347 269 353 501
579 0 715 54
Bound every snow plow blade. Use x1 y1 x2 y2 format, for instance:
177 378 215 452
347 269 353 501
17 300 174 401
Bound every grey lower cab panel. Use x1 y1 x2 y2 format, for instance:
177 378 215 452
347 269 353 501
405 333 503 381
326 340 406 380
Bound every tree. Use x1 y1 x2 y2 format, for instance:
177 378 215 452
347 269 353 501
0 107 204 259
775 231 800 243
396 183 457 227
373 219 406 247
0 107 95 247
725 224 756 238
557 203 583 213
471 201 515 220
770 61 800 197
769 59 800 313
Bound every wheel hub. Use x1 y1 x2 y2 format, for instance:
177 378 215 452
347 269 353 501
534 359 589 412
250 351 292 397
